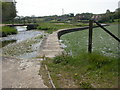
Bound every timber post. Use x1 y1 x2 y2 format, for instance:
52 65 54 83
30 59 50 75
88 20 93 53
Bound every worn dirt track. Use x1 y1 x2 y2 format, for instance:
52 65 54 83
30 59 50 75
2 56 47 88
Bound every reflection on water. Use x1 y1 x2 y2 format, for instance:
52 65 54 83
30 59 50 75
14 26 27 32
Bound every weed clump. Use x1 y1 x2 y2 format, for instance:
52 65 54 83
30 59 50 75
53 53 72 64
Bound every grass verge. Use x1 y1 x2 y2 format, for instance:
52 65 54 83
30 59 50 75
0 26 18 37
61 24 119 57
37 22 88 34
39 23 119 88
40 53 118 88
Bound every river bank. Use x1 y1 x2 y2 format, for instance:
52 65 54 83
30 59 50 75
1 27 48 88
2 34 44 58
0 26 18 37
1 28 47 59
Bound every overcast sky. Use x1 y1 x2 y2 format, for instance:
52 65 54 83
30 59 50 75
16 0 119 17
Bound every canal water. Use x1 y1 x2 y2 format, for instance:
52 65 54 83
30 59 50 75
1 26 45 59
1 26 42 43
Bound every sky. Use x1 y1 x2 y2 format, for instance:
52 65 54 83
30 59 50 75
15 0 119 17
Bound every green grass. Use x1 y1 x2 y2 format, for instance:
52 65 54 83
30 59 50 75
61 24 119 58
37 22 88 33
107 19 120 24
1 40 16 48
40 24 119 88
0 26 18 37
41 53 118 88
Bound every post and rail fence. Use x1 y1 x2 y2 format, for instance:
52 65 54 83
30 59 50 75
88 19 120 53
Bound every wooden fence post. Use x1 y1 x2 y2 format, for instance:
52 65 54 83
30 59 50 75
88 20 93 53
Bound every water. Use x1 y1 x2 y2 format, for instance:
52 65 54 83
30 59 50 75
1 26 44 59
14 26 27 32
1 26 42 43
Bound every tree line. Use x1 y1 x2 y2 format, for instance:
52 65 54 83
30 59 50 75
1 1 17 23
98 9 120 23
1 0 119 24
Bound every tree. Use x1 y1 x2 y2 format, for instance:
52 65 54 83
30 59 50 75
80 13 93 20
2 2 17 22
69 13 74 17
114 8 120 19
106 9 111 14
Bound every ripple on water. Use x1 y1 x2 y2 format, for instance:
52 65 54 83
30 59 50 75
1 30 43 43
